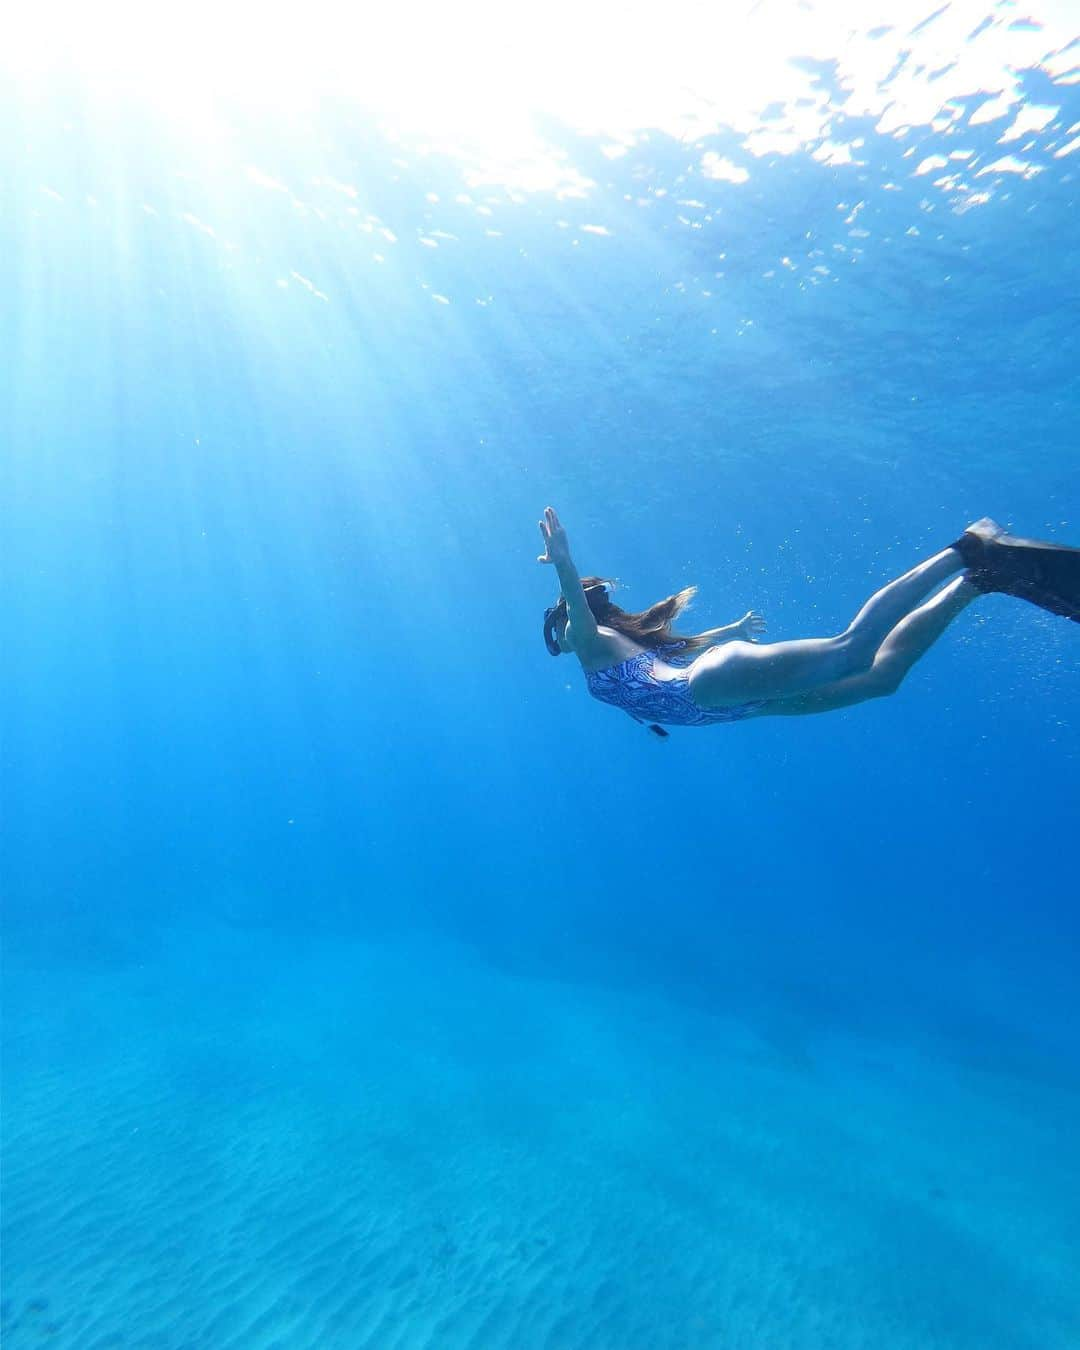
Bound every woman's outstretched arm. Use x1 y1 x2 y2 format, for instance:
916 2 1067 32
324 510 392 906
537 507 598 643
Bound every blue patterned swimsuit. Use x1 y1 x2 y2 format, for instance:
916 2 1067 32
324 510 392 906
585 643 766 728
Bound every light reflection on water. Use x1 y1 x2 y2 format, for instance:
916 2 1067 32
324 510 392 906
7 0 1079 466
9 1 1079 195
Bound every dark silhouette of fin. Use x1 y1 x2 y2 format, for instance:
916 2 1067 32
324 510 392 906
955 518 1080 622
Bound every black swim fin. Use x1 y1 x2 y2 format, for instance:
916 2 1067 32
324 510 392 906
954 518 1080 622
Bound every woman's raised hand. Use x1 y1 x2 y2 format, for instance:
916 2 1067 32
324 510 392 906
537 506 571 565
737 610 767 642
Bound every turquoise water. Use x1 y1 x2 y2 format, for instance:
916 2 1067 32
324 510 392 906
3 8 1080 1347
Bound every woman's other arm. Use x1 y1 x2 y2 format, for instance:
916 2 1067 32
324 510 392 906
701 610 767 644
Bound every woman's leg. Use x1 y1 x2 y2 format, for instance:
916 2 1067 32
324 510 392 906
765 576 978 715
689 547 963 707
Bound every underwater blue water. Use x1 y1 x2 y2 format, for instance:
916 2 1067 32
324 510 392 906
3 15 1080 1348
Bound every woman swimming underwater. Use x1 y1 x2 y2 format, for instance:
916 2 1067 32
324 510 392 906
538 507 1079 731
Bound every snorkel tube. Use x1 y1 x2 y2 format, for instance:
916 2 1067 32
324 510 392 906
542 600 566 655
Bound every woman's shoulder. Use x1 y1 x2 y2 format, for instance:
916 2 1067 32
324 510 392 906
577 629 649 674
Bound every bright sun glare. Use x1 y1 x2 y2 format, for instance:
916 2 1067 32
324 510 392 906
7 0 1079 187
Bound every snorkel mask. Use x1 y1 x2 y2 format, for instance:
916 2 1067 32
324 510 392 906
542 583 609 655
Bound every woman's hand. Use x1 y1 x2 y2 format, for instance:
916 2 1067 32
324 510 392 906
735 610 767 642
537 506 572 566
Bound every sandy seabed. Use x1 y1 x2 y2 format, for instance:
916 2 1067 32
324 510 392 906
2 921 1078 1349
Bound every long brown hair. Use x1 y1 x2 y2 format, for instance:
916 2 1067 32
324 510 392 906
553 576 717 660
